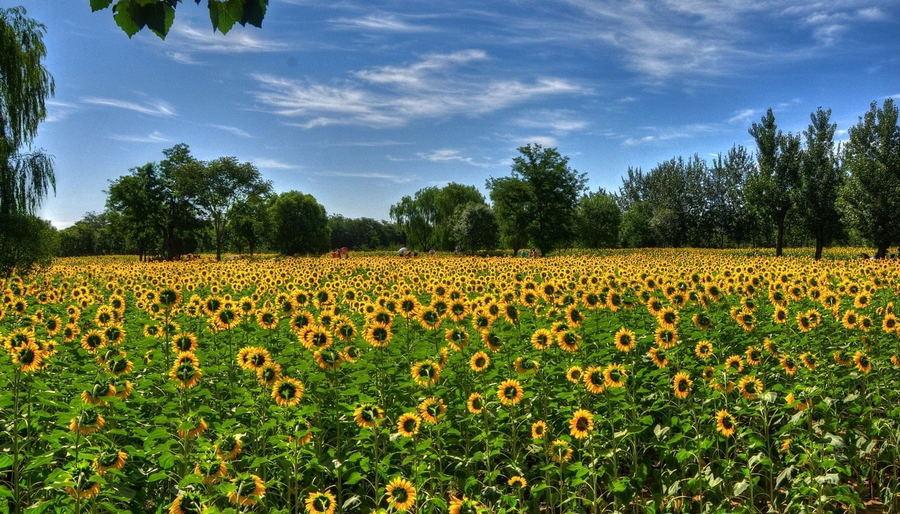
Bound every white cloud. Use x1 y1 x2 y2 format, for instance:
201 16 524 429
514 109 589 135
414 149 492 167
623 123 720 146
45 100 78 123
109 130 171 143
251 50 587 128
155 21 288 63
208 124 253 138
82 96 176 117
520 135 558 147
252 158 301 170
727 108 758 124
331 13 434 32
314 171 416 184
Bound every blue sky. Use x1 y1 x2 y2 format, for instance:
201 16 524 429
16 0 900 227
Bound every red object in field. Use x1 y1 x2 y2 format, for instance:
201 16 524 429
340 247 349 258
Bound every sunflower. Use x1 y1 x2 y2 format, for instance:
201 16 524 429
853 351 872 374
799 352 816 370
530 328 553 351
80 329 106 353
657 307 679 329
256 361 283 387
497 379 524 406
715 409 736 437
449 496 485 514
418 396 447 424
648 346 669 368
81 382 117 405
467 392 485 414
779 354 798 376
672 371 692 399
508 475 528 489
178 418 209 440
772 306 788 324
745 346 762 366
396 412 421 437
569 409 594 440
364 322 392 348
565 365 584 384
169 490 205 514
654 326 678 349
445 327 469 351
227 473 266 507
468 351 491 373
172 332 198 353
531 420 547 440
694 340 713 360
603 363 627 389
95 449 128 474
549 439 573 464
11 341 43 373
411 359 442 387
613 327 636 353
354 404 385 429
272 377 305 407
737 375 764 400
556 330 580 353
237 346 271 371
169 352 202 389
583 366 605 393
69 409 106 435
66 462 101 500
724 355 744 373
513 357 539 375
385 477 417 511
314 349 344 370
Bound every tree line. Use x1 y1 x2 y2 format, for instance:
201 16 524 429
388 102 900 259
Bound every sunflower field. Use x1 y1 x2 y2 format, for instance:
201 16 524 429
1 250 899 513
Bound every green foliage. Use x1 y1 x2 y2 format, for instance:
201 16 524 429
451 202 498 253
619 200 655 247
227 193 271 256
746 109 802 256
797 108 844 259
0 212 57 276
389 183 485 251
90 0 268 39
57 211 127 256
328 215 403 250
575 189 620 248
268 191 330 255
486 176 531 255
839 99 900 258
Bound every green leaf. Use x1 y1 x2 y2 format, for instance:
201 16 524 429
90 0 114 11
112 1 143 37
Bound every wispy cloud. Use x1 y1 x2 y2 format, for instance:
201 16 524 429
519 135 559 147
514 109 589 135
109 130 171 143
157 21 288 63
208 124 253 138
331 13 434 32
82 96 176 117
727 108 758 124
251 50 587 128
45 100 78 123
314 171 416 184
252 157 301 170
413 149 493 167
623 123 720 146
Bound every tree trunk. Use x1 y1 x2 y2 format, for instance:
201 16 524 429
775 219 785 257
875 243 889 259
814 239 823 260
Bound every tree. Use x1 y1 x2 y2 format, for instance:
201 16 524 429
747 109 801 256
1 7 56 276
452 202 499 253
58 211 126 256
490 144 586 256
179 156 271 260
797 108 844 259
576 189 621 248
486 176 531 255
620 201 655 247
0 214 57 276
268 191 330 255
390 183 485 250
840 99 900 258
89 0 268 39
329 216 402 250
228 193 271 256
106 163 164 260
705 146 753 247
157 144 205 259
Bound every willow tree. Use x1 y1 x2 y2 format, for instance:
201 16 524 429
1 6 56 217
